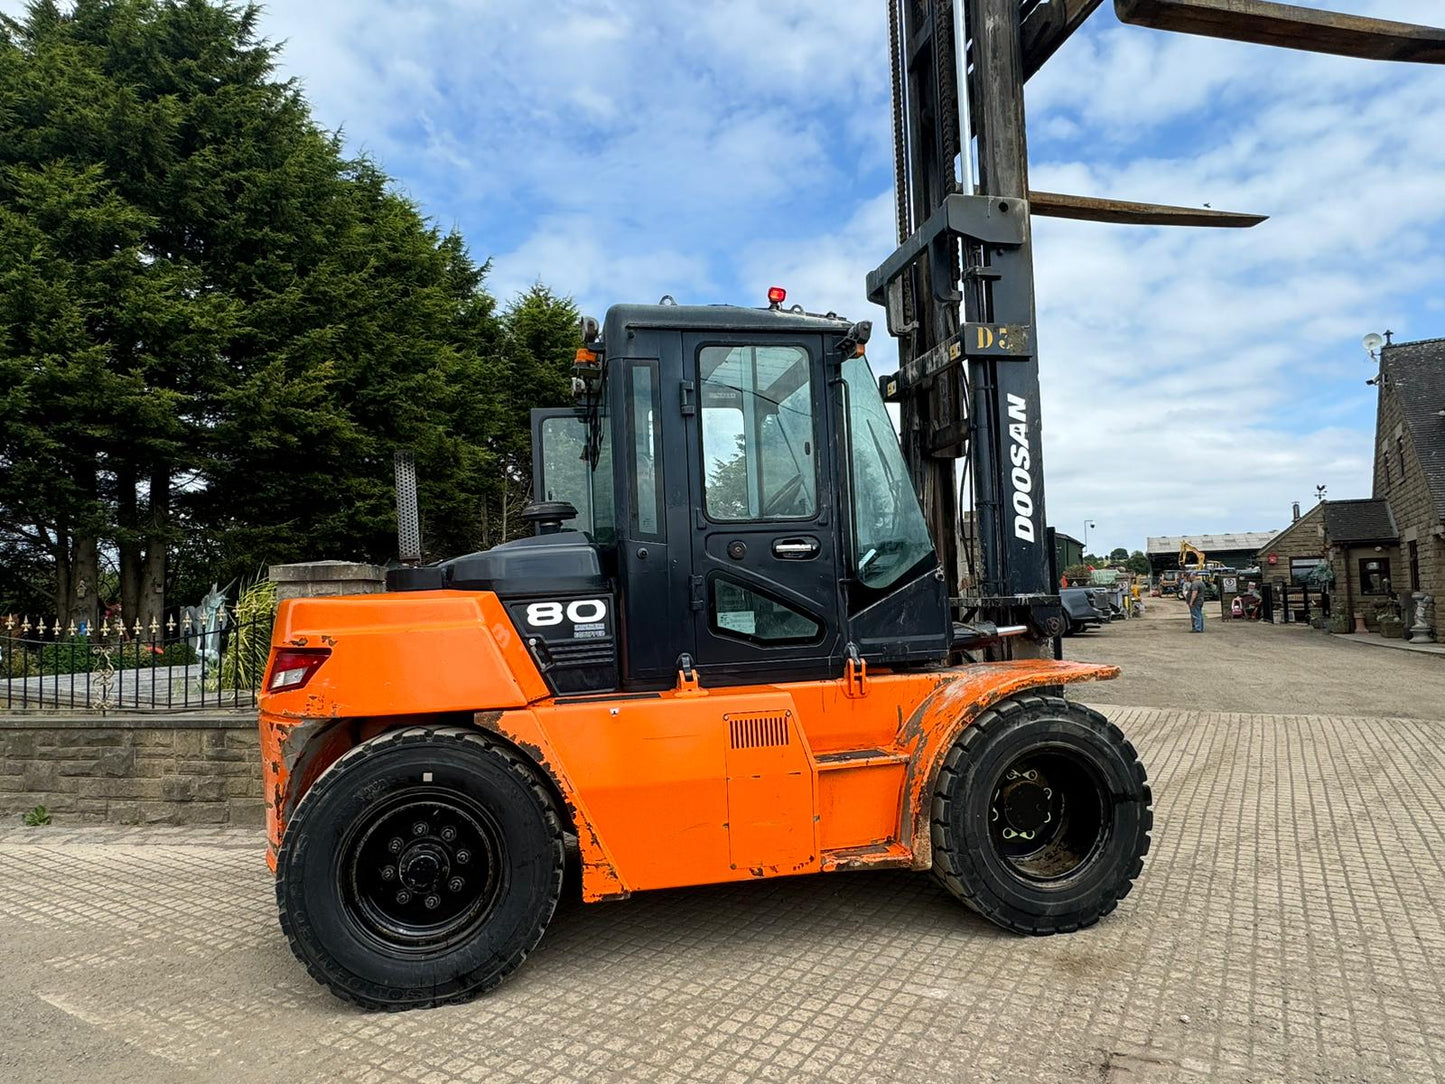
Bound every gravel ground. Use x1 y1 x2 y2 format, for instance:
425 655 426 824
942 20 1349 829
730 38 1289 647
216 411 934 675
2 604 1443 1083
1068 596 1445 718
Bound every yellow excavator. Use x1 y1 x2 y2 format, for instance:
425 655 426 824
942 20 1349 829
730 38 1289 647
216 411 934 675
1179 540 1208 571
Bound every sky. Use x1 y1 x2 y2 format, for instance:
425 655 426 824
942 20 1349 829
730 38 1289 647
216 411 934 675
9 0 1445 555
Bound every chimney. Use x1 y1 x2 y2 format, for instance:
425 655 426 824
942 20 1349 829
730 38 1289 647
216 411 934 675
1292 501 1300 522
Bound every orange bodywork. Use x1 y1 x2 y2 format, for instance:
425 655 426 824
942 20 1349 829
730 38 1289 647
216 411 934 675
259 591 1118 899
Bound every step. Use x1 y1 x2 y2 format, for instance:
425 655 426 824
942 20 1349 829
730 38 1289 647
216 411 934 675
814 748 908 770
820 841 913 872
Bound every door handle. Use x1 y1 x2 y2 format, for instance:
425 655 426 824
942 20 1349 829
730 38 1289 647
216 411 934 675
772 537 820 560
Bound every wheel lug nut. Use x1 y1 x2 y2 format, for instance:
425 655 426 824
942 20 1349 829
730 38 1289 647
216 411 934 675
395 890 411 904
441 826 457 843
425 895 440 910
381 866 395 881
455 849 470 864
388 837 403 854
412 821 428 836
448 877 464 892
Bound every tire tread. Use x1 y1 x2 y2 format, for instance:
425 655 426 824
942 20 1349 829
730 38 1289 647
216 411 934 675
930 695 1152 935
276 725 564 1010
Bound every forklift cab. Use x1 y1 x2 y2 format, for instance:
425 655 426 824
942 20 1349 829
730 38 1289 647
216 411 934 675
532 302 949 690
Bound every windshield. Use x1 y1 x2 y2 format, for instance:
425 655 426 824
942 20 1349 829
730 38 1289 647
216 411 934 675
841 354 935 589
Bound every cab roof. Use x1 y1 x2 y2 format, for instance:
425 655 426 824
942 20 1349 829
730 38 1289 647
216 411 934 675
601 302 855 339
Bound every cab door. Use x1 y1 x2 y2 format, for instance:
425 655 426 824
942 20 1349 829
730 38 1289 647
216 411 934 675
681 334 843 684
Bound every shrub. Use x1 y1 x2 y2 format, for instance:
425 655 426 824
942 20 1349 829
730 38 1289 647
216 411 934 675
37 635 197 675
1 640 41 678
217 579 277 691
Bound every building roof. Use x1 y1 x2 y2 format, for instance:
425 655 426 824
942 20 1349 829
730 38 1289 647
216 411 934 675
1145 532 1280 555
1322 498 1397 543
1381 337 1445 520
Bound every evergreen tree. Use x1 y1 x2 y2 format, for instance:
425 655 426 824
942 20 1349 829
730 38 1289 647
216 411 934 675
0 0 579 619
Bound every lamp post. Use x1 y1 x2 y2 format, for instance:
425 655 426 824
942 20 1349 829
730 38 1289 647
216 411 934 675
1083 520 1096 555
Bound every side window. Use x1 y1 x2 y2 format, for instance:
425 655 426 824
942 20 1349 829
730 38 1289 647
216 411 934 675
537 415 613 543
711 578 821 644
629 363 662 540
539 416 594 536
699 345 816 520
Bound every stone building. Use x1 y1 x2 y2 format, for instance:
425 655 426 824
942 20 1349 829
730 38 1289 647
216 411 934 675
1256 336 1445 639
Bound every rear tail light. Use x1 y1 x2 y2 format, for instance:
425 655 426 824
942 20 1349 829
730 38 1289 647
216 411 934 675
268 647 331 693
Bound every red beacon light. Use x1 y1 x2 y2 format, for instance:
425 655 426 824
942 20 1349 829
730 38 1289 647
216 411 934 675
767 286 786 309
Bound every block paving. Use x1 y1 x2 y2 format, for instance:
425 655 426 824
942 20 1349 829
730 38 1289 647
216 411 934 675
3 701 1444 1082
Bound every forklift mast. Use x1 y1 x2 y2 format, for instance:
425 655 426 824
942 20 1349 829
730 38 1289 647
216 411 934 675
871 0 1445 654
872 0 1057 653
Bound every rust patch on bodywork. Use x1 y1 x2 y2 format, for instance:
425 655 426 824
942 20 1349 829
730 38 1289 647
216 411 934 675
474 709 630 902
894 660 1118 868
820 842 914 872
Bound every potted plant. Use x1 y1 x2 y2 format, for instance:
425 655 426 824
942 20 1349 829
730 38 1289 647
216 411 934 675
1328 612 1352 634
1375 597 1404 639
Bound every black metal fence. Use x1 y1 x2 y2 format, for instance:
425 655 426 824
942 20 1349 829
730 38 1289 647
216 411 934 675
0 612 273 713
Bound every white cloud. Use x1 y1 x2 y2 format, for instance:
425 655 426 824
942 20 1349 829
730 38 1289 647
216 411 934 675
6 0 1445 557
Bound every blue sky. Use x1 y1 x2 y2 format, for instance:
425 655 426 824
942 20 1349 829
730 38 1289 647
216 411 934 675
9 0 1445 555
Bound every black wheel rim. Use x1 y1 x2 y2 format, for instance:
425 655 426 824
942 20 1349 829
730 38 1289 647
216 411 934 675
987 747 1109 883
339 788 505 956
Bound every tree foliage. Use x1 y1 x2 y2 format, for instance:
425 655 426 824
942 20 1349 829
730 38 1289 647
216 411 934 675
0 0 576 619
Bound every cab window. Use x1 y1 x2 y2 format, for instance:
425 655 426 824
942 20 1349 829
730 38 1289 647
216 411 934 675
699 344 816 521
536 414 614 543
841 353 934 588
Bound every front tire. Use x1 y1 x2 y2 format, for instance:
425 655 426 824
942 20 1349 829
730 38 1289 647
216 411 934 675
276 726 564 1010
931 695 1150 934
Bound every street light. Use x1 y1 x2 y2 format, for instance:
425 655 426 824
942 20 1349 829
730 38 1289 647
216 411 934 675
1083 520 1096 554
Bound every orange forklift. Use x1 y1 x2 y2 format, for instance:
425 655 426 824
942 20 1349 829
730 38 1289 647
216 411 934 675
258 0 1445 1008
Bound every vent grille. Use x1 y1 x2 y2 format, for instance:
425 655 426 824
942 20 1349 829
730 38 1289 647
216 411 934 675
728 713 790 749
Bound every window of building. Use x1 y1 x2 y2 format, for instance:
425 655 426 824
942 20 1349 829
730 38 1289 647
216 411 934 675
1409 541 1420 592
710 578 821 643
1397 434 1405 475
628 363 662 540
699 345 816 521
1358 557 1391 596
1289 556 1326 585
1382 449 1391 487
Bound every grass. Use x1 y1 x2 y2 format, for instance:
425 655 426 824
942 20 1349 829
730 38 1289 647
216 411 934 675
22 805 50 827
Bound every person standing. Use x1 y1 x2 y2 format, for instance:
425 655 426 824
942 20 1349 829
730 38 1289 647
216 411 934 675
1186 572 1206 632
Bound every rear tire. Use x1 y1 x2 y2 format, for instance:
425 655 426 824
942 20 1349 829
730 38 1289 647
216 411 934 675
931 695 1150 934
276 726 564 1010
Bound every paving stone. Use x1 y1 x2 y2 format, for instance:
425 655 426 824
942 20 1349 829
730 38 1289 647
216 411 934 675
1 705 1444 1082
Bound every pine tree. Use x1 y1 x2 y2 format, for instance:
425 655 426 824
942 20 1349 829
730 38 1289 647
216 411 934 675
0 1 579 619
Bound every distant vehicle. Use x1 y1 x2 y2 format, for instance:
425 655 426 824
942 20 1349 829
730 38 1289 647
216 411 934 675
1061 587 1110 635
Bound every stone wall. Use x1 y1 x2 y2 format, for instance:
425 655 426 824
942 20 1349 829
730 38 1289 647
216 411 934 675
1257 503 1327 587
269 560 385 600
1 714 262 826
1374 373 1443 639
